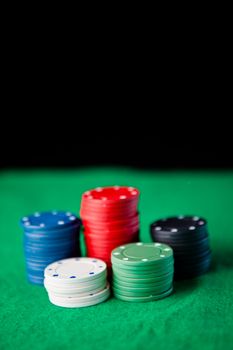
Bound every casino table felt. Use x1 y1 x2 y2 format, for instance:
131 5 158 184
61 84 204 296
0 168 233 350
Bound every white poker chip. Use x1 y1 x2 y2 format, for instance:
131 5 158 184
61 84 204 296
44 273 107 291
44 257 107 284
48 284 110 303
48 284 110 308
44 279 107 296
48 293 110 308
47 285 107 297
44 258 109 307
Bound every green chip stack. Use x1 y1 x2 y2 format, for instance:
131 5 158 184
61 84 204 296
111 242 174 302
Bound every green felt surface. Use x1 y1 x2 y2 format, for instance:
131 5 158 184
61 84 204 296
0 168 233 350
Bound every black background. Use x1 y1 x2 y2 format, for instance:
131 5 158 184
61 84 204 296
1 12 232 170
1 116 232 169
1 50 232 170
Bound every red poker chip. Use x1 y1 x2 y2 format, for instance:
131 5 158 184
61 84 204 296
84 237 126 246
84 226 139 235
80 207 138 219
85 242 116 250
82 215 139 229
84 239 138 250
83 218 139 228
86 249 112 257
82 186 139 203
86 245 111 252
83 224 139 235
83 225 139 235
80 208 138 221
81 197 138 209
84 233 139 243
80 206 138 217
81 198 138 209
85 249 114 257
85 237 138 250
81 216 138 226
84 229 139 242
84 233 139 244
81 186 140 266
86 256 111 262
80 213 137 223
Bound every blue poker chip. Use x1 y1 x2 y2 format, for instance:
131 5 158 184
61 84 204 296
23 235 78 246
26 268 44 276
23 227 80 238
20 211 81 232
26 262 47 270
20 210 82 285
24 246 78 255
27 274 44 285
24 240 78 251
25 252 77 261
25 251 78 262
24 244 81 254
24 249 74 258
23 236 78 247
25 250 78 260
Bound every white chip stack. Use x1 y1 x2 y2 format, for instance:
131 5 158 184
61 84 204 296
44 257 110 308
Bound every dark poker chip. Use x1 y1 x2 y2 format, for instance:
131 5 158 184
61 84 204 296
150 215 211 279
151 215 207 232
175 254 211 266
151 230 208 243
175 260 211 276
174 249 211 261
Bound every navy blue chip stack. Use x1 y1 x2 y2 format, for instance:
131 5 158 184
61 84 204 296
150 216 211 279
20 211 82 285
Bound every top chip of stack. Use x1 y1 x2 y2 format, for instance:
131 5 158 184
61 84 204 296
111 242 174 302
150 216 211 279
80 186 140 267
20 211 82 285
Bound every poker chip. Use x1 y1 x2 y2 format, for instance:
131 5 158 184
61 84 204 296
113 287 173 302
44 258 110 308
80 186 140 267
150 216 211 279
20 211 81 285
111 243 174 302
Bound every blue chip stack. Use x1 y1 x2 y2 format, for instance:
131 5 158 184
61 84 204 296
20 211 82 285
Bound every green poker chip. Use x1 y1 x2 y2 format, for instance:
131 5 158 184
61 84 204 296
112 272 173 283
112 261 174 273
111 243 174 302
113 272 174 286
113 275 173 288
112 258 174 271
112 264 174 278
113 287 173 302
113 280 172 293
111 243 173 266
112 285 172 297
113 275 172 286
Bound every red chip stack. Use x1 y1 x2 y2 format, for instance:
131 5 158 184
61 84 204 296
80 186 140 267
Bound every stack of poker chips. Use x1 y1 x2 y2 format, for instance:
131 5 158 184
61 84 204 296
111 243 174 302
20 211 81 285
150 216 211 279
80 186 140 267
44 257 110 308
